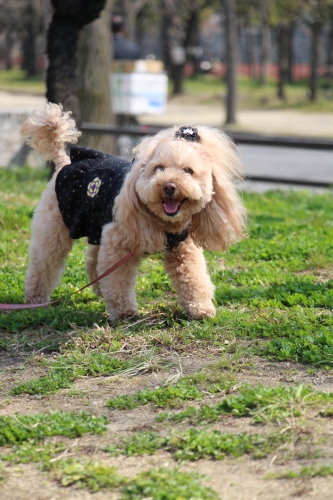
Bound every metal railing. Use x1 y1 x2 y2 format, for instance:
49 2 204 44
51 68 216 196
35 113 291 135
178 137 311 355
80 123 333 188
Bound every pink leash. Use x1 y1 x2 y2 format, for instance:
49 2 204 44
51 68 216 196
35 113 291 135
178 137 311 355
0 252 133 310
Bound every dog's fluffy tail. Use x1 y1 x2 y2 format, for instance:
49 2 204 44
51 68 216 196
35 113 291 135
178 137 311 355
20 103 81 171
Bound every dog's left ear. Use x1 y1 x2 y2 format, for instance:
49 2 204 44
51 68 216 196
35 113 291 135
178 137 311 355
190 132 247 251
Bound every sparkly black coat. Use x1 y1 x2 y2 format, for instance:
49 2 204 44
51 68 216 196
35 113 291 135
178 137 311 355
55 145 188 250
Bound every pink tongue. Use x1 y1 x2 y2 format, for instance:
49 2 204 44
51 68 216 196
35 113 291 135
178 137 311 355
164 198 180 214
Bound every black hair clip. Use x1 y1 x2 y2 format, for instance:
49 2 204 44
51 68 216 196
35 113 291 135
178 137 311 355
175 126 200 142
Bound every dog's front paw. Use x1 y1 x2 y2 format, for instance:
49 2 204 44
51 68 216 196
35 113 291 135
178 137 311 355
25 294 49 305
185 302 216 320
107 308 139 325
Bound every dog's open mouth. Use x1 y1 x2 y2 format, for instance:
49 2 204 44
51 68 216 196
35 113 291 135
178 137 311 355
163 197 184 216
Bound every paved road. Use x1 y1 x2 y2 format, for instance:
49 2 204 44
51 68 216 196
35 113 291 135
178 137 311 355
238 144 333 182
238 144 333 192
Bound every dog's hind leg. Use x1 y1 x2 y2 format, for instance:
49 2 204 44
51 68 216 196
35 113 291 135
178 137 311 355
163 237 216 320
86 245 102 297
25 177 73 304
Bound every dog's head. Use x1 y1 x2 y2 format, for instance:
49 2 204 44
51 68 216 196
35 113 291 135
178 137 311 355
113 125 247 254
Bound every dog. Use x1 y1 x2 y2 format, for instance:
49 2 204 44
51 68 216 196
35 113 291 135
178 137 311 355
21 103 246 322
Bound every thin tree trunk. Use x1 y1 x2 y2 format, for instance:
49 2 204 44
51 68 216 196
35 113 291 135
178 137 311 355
5 33 15 70
21 0 39 77
277 25 289 100
259 0 271 85
77 0 116 153
223 0 238 124
327 17 333 78
287 23 294 84
246 25 256 80
186 6 200 78
309 22 322 101
123 0 146 42
162 0 186 95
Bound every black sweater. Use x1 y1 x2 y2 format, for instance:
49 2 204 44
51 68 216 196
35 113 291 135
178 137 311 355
55 145 188 250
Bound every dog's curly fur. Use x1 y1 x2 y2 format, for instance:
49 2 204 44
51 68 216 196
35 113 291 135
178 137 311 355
21 103 247 322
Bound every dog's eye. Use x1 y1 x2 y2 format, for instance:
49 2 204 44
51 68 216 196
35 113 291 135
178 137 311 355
183 168 194 175
154 165 165 173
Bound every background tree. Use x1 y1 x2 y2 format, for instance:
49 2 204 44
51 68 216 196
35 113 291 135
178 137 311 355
237 0 258 81
122 0 147 41
223 0 238 124
77 0 116 153
161 0 201 95
303 0 333 101
0 0 44 75
46 0 107 124
271 0 302 100
257 0 272 84
21 0 42 77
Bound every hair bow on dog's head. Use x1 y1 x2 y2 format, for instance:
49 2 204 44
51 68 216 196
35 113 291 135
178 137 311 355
175 126 200 142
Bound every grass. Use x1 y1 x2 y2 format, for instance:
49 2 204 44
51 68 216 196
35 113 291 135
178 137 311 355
54 462 218 498
10 351 133 395
0 69 45 94
106 372 234 410
120 467 219 500
105 428 289 461
179 74 333 112
0 411 108 446
1 167 333 366
1 167 333 496
267 464 333 479
157 383 333 425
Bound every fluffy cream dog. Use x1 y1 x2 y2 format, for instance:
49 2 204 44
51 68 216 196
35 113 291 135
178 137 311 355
21 103 246 322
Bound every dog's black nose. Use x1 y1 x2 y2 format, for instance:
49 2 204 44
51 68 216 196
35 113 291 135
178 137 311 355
163 182 177 196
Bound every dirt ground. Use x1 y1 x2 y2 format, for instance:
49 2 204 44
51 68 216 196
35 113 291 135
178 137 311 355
1 352 333 500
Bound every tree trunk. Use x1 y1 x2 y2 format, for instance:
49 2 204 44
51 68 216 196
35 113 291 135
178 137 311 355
287 23 294 84
186 6 201 78
123 0 146 42
309 22 322 101
77 0 116 153
46 0 107 124
161 0 186 95
171 63 186 94
327 16 333 78
21 0 39 77
246 25 257 80
223 0 238 125
5 33 15 70
258 0 271 85
22 33 37 77
277 25 289 100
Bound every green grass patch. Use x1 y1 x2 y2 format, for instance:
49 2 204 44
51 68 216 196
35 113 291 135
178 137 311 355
106 373 234 410
0 411 108 446
2 444 218 498
0 69 45 94
158 384 333 425
182 74 333 113
120 467 218 500
10 352 133 395
1 441 67 464
53 459 123 491
52 460 218 498
268 464 333 479
2 169 333 370
106 428 289 461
